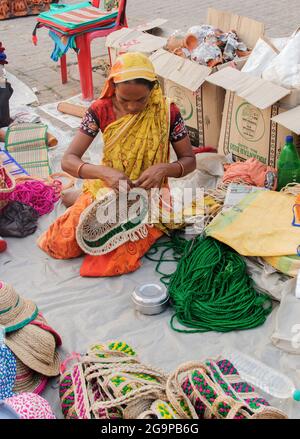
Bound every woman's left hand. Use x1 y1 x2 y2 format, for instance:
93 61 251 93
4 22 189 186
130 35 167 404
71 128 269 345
135 164 167 189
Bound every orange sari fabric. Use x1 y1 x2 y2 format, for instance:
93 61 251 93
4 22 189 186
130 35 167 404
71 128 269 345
37 193 92 259
80 226 163 277
38 191 163 275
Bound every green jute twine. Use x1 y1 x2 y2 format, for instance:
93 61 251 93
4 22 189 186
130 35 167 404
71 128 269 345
145 234 273 333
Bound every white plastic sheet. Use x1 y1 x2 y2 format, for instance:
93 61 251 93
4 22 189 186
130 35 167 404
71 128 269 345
6 71 38 109
242 38 278 77
263 31 300 89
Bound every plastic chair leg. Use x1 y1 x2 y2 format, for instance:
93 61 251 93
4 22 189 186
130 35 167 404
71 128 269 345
76 34 94 101
60 54 68 84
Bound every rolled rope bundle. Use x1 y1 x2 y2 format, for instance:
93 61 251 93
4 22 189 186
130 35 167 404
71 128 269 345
147 235 273 333
9 179 62 216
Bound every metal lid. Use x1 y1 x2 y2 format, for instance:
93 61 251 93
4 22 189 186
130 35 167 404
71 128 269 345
132 283 169 307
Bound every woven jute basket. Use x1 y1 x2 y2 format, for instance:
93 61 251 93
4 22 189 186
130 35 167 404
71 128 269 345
165 360 288 420
59 341 168 419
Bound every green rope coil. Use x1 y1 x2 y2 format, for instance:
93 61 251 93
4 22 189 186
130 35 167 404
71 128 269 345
146 235 273 333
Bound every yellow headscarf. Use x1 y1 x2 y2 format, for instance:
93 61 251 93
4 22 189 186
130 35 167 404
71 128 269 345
83 52 170 199
100 51 158 98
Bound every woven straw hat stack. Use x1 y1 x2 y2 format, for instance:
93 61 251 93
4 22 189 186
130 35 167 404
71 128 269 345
0 281 62 394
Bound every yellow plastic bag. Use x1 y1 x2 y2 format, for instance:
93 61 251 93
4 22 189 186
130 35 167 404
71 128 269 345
206 191 298 257
263 255 300 277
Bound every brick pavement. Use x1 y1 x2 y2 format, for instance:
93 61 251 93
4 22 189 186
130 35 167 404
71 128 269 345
0 0 299 105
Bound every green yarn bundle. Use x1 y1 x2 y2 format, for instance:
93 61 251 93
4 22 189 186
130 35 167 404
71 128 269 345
146 235 273 333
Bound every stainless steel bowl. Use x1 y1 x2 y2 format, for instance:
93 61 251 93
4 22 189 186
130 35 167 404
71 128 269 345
131 283 169 315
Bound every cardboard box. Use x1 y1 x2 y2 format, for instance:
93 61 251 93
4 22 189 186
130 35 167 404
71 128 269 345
207 67 300 166
272 105 300 136
106 22 168 65
150 8 264 147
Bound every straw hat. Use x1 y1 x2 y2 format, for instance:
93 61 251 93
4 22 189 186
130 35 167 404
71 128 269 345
13 357 48 395
0 282 38 333
5 321 60 377
31 313 62 347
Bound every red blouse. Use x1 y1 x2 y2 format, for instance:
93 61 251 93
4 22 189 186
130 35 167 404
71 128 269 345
80 98 188 143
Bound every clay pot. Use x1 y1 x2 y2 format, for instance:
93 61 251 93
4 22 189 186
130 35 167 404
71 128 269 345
207 56 223 68
166 33 185 53
173 47 187 58
236 49 252 58
183 33 198 51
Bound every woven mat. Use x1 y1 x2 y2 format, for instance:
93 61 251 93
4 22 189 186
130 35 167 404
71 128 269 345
0 149 28 177
5 123 51 178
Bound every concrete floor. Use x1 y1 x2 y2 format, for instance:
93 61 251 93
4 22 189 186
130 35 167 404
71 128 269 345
1 0 299 104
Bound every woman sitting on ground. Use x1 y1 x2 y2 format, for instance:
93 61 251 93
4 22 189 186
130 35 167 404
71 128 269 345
38 52 195 264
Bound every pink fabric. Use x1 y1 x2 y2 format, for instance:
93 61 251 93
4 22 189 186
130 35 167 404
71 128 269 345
222 158 277 190
5 393 56 419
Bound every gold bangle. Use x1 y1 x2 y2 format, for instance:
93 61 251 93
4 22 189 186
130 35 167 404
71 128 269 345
176 160 185 178
77 162 86 179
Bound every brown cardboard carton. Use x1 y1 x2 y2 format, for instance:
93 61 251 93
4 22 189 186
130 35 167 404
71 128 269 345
207 67 300 166
150 8 264 147
272 106 300 136
105 23 168 65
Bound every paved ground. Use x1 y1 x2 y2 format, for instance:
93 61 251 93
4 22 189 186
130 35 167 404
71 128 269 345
1 0 299 105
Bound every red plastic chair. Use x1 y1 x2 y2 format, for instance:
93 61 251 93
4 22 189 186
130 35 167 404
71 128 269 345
60 0 127 100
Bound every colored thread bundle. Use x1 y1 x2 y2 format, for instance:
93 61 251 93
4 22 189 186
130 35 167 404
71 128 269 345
9 179 62 216
146 235 273 333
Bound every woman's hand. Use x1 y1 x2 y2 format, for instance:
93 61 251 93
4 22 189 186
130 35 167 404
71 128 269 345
101 167 133 191
135 164 167 190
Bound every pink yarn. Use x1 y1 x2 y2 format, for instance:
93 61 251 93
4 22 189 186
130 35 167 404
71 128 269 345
5 393 56 419
9 180 62 216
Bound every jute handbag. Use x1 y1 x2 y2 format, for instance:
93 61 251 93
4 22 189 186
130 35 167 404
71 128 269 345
166 359 288 419
59 341 168 419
